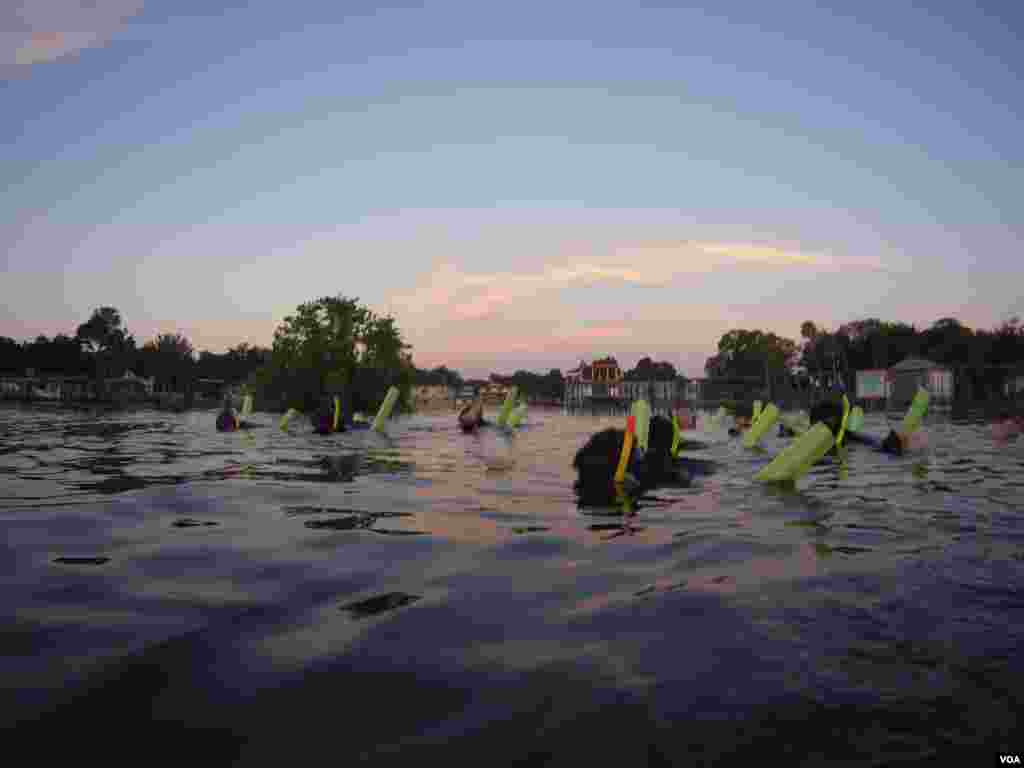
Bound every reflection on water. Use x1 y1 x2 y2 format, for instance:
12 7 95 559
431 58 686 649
0 404 1022 762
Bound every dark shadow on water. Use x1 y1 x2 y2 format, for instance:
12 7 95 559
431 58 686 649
304 517 372 531
340 592 421 618
52 557 110 565
172 518 219 528
368 528 427 536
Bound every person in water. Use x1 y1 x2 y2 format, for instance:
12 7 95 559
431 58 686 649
458 395 488 432
215 396 253 432
313 395 340 435
727 401 757 436
787 388 912 456
573 414 690 504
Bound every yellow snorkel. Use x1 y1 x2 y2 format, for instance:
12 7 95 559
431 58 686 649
280 408 299 430
835 395 851 448
900 387 930 437
333 396 341 432
614 415 637 486
743 403 779 448
671 412 682 458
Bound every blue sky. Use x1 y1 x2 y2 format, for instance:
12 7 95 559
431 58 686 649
3 0 1021 377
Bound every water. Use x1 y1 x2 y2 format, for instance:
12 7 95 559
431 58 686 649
2 405 1022 764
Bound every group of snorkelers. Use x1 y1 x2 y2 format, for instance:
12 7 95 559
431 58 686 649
215 394 371 434
216 385 1017 508
570 383 951 504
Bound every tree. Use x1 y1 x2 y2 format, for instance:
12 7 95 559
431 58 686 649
75 307 135 387
709 329 798 380
0 336 23 373
140 333 195 392
262 295 412 414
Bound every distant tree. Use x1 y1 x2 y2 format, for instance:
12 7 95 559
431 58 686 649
140 333 195 392
75 307 135 386
624 357 678 381
261 295 412 414
708 329 798 380
0 336 23 373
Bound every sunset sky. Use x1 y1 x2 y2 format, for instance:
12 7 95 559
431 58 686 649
3 1 1021 377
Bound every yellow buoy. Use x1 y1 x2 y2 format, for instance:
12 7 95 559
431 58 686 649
835 395 851 447
755 423 835 484
900 387 930 436
279 408 299 430
372 386 400 432
507 401 527 428
743 403 779 448
848 406 864 433
614 415 636 485
496 386 519 427
631 400 651 454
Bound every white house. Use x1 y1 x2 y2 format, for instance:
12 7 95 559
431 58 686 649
856 369 893 401
888 357 953 402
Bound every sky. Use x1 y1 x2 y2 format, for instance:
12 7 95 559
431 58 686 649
2 0 1021 378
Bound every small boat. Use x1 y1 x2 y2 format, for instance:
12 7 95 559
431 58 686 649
458 398 484 432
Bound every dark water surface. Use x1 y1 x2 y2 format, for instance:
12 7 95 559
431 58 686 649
2 405 1022 765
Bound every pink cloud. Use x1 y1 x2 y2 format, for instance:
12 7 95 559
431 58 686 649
6 0 144 69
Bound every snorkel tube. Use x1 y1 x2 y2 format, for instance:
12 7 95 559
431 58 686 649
280 408 299 430
671 413 682 458
743 402 779 448
835 395 851 448
632 399 651 454
755 422 835 485
848 405 865 433
506 401 527 429
333 396 341 432
900 387 930 437
496 387 519 427
614 415 637 486
372 386 400 432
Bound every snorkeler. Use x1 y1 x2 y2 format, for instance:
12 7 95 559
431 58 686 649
313 395 341 435
727 402 757 436
785 386 920 457
458 395 488 432
215 396 255 431
573 410 717 506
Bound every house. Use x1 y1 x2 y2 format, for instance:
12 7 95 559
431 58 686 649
590 357 624 398
887 357 952 404
621 364 685 404
856 369 892 401
564 361 593 404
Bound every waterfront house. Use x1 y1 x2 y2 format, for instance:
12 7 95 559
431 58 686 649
855 369 893 402
887 357 952 404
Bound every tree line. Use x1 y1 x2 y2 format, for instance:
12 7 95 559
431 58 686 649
0 308 274 393
704 316 1024 398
